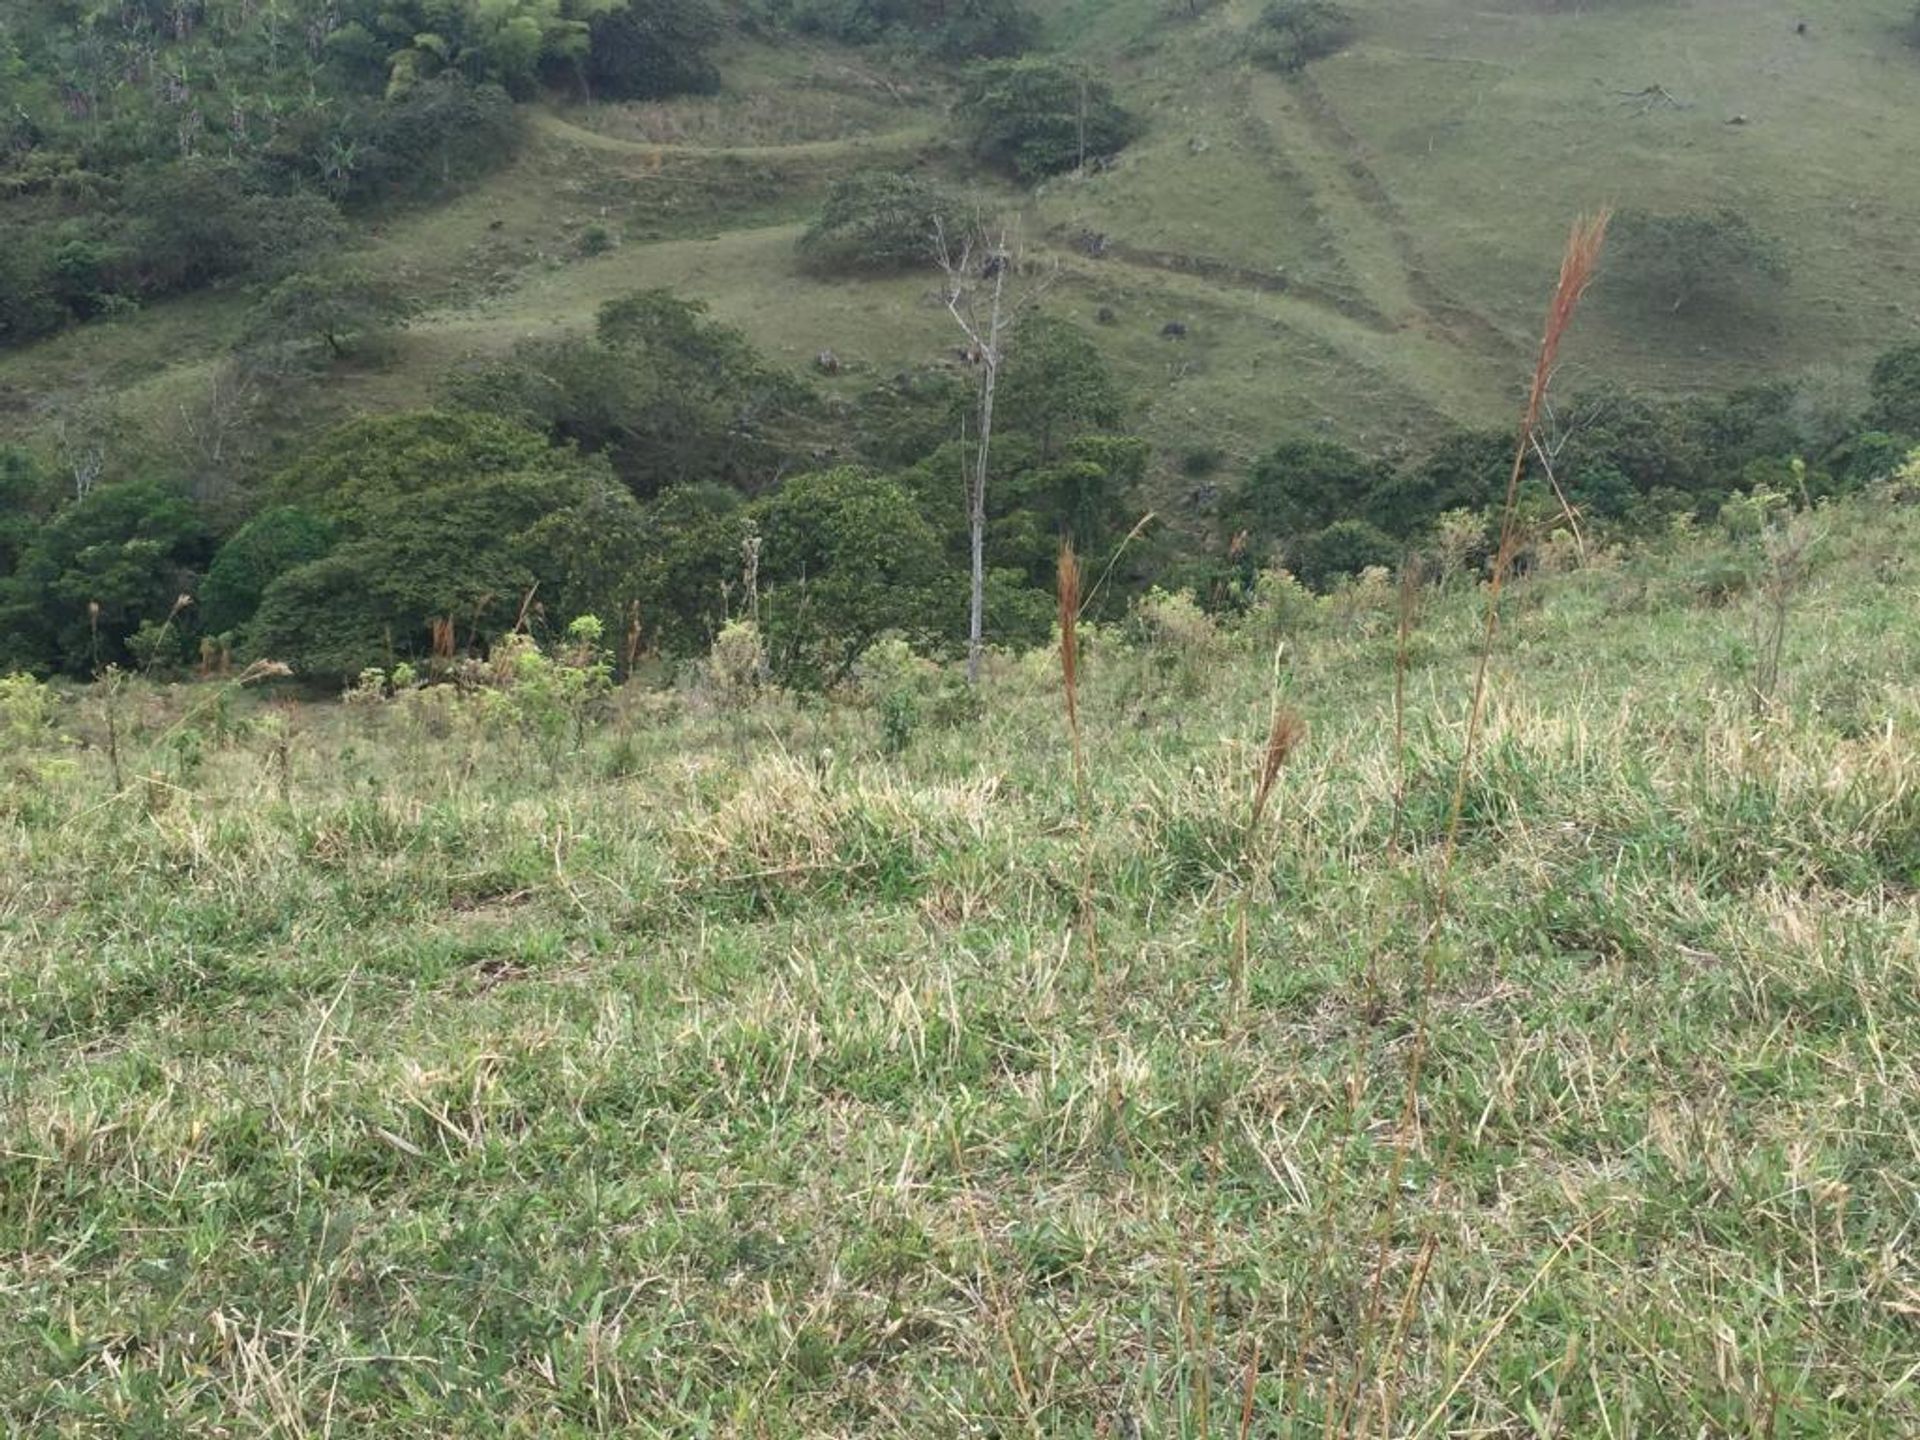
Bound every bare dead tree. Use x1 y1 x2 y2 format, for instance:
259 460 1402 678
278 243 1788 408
51 409 111 502
172 359 263 509
934 218 1052 686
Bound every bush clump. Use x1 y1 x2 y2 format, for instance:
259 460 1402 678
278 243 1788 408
954 60 1141 180
1249 1 1356 73
798 172 971 274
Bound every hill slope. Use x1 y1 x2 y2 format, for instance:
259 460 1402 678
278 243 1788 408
3 482 1917 1431
6 1 1920 491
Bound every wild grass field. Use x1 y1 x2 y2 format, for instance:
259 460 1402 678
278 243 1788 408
6 0 1919 497
4 478 1918 1435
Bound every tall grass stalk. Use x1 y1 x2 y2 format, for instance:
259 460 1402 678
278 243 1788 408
1349 211 1610 1436
1441 210 1610 891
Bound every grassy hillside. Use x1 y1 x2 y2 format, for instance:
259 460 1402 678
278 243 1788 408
6 1 1919 497
3 481 1918 1433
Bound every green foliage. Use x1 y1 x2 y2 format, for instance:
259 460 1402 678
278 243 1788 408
272 411 558 524
574 0 723 99
0 0 522 347
1249 1 1356 73
954 59 1141 180
1366 429 1509 536
633 483 750 658
244 266 412 366
1607 208 1788 317
445 291 815 498
1294 517 1397 587
0 447 52 579
1867 341 1920 436
1235 438 1388 547
797 171 970 274
0 481 210 675
758 0 1037 59
248 411 645 680
757 468 946 685
199 508 340 637
996 314 1127 458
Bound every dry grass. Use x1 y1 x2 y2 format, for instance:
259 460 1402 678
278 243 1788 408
2 484 1918 1434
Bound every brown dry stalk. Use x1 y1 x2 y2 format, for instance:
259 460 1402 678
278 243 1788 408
1368 1233 1439 1439
1406 1211 1607 1440
1348 213 1609 1431
947 1129 1041 1436
1440 209 1610 895
1058 541 1083 772
1250 697 1306 835
1237 1336 1261 1440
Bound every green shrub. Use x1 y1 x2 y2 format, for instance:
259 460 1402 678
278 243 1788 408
1295 518 1399 588
200 507 339 636
760 0 1036 59
1234 438 1387 547
1868 342 1920 437
1606 208 1787 317
758 468 946 686
445 291 814 499
573 0 723 100
247 412 647 682
1249 1 1356 72
996 315 1128 459
954 60 1141 180
797 172 970 274
0 480 211 676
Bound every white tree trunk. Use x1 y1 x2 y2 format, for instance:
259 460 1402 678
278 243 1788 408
966 262 1007 687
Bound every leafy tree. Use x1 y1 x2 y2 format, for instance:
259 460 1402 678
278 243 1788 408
1828 430 1911 488
762 0 1036 58
365 0 598 98
1606 208 1787 317
313 76 521 203
1250 1 1356 72
1234 438 1388 546
632 482 749 657
199 507 339 636
249 411 646 680
1295 518 1397 588
0 480 210 674
756 468 945 685
0 447 52 582
797 171 970 275
572 0 723 99
954 59 1140 180
245 266 412 364
0 235 66 345
118 158 343 297
446 291 814 498
1366 429 1510 536
273 410 557 524
1868 341 1920 436
996 314 1126 458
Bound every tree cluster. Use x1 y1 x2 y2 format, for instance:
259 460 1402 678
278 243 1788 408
1248 1 1356 73
0 0 724 347
750 0 1039 60
954 59 1140 179
1203 363 1917 596
0 290 1148 686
